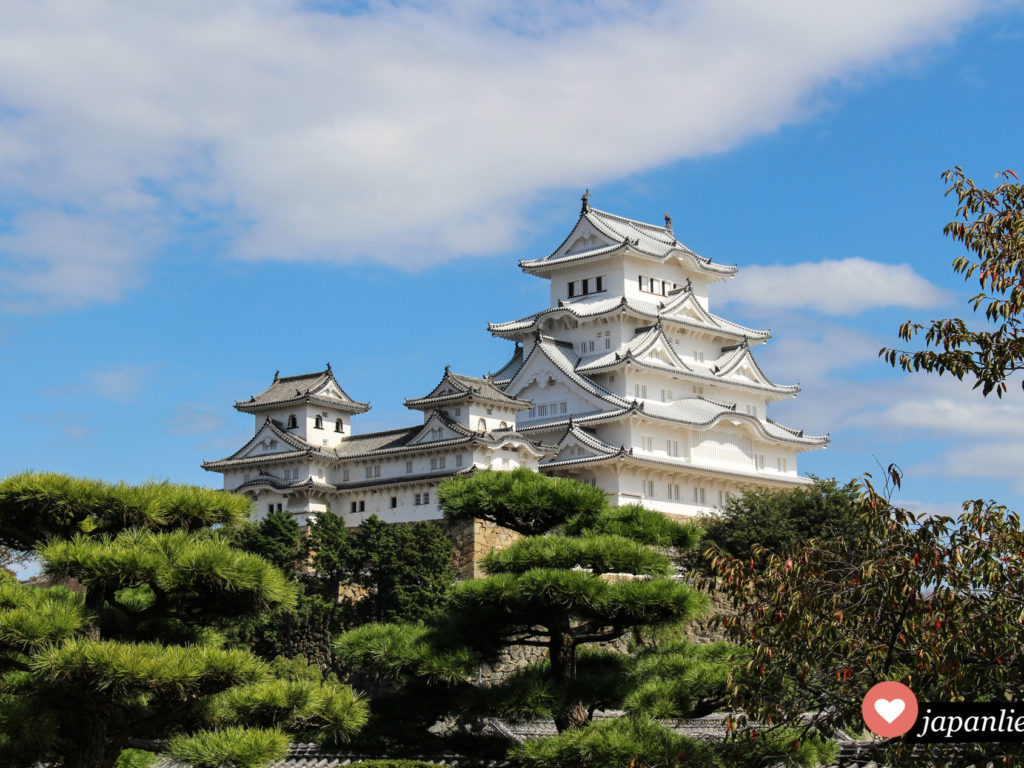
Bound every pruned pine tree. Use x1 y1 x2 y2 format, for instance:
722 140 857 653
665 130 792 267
0 472 367 768
337 470 749 767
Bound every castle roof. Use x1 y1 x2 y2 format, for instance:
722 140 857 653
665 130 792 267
519 201 737 279
518 396 828 450
488 290 768 344
405 366 533 411
235 365 370 414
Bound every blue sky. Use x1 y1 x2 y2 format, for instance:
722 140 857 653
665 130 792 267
1 0 1023 521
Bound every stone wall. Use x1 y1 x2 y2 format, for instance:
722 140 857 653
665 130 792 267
448 517 522 580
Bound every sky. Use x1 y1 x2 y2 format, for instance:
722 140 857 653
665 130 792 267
1 0 1023 523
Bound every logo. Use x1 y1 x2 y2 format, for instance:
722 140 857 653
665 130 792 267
862 681 919 737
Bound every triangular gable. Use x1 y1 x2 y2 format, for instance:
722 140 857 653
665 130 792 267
230 419 309 460
504 338 625 412
549 425 619 463
712 346 776 388
550 217 617 260
407 410 473 446
630 326 692 372
659 289 718 327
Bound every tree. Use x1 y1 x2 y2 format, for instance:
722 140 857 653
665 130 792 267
0 472 367 768
342 515 455 623
714 166 1024 768
881 167 1024 396
713 469 1024 767
693 478 860 571
335 470 768 767
227 510 303 574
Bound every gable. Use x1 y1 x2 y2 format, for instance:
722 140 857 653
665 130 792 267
407 411 468 445
505 348 612 414
232 421 306 459
553 219 615 259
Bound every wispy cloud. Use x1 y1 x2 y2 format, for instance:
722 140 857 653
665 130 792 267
729 258 951 316
84 363 153 403
0 0 996 309
166 403 227 436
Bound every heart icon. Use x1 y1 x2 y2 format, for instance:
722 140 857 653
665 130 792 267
874 698 906 723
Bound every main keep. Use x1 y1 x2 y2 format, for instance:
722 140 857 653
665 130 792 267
203 195 828 524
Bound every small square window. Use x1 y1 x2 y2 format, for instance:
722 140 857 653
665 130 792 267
350 501 357 513
406 460 413 473
359 500 365 512
391 496 397 508
423 492 429 504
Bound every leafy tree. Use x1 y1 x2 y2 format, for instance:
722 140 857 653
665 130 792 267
0 472 367 768
346 516 455 623
881 167 1024 396
227 510 303 574
337 470 755 767
713 468 1024 767
693 478 860 570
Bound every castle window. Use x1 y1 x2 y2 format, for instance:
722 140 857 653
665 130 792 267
582 278 590 294
668 483 681 500
693 487 706 505
314 415 324 429
667 440 679 457
568 281 576 298
777 457 788 473
287 415 297 429
405 460 413 473
350 501 357 513
642 435 652 451
693 350 704 363
499 421 508 429
414 493 421 505
595 276 604 292
423 492 429 504
343 469 349 481
477 418 486 431
267 503 273 515
335 419 343 432
455 454 463 467
746 405 758 417
755 454 765 470
391 496 397 508
359 500 365 512
645 481 655 497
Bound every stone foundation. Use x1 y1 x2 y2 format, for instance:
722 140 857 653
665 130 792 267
447 517 522 580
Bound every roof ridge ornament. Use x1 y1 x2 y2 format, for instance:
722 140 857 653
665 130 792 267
581 189 590 214
685 277 692 293
664 212 672 232
273 370 279 381
326 362 332 372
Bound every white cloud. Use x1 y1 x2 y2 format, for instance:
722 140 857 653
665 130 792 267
0 0 995 308
927 441 1024 493
84 363 153 403
728 258 951 316
851 396 1024 437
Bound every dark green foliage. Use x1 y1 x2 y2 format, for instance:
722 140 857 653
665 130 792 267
305 510 359 600
694 478 859 570
350 516 455 623
507 714 721 768
563 504 701 550
880 168 1024 397
227 510 303 574
0 472 367 768
349 761 450 767
339 469 734 757
438 468 608 535
0 472 251 551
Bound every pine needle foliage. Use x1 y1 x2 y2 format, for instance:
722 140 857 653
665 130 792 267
0 472 367 768
338 470 740 765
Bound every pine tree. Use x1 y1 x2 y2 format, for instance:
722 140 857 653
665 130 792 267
0 472 367 768
336 469 739 765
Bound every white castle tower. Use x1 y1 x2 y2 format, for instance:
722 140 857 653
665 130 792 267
203 193 826 523
486 192 827 516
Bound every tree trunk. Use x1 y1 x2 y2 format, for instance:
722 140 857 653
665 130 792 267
84 586 105 641
549 630 588 732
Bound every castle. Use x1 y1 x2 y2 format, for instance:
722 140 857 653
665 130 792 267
203 194 827 526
